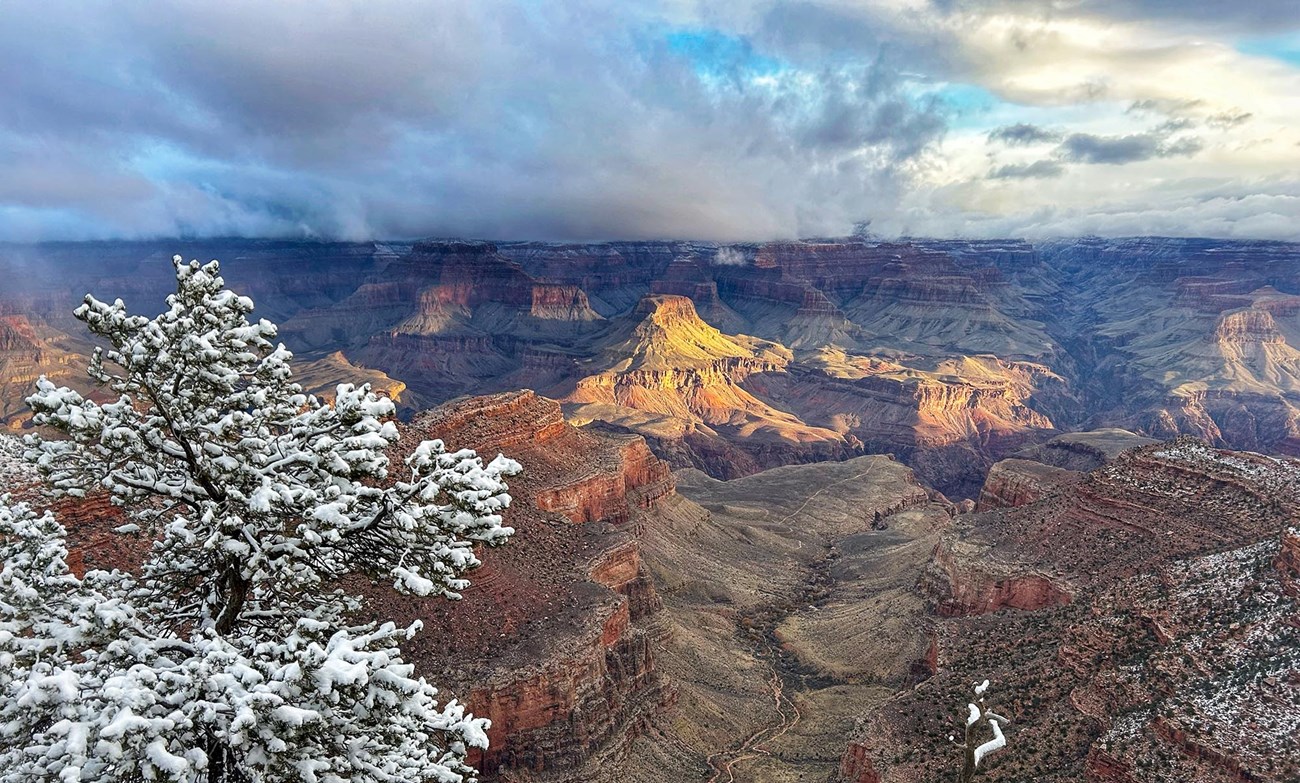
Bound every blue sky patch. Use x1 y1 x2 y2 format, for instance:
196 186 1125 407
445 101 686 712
664 28 784 78
1237 33 1300 67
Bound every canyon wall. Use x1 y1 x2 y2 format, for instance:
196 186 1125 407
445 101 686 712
7 234 1300 497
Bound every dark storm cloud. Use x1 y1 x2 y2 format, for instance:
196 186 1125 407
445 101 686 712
987 123 1063 146
0 1 950 242
1055 132 1203 164
988 160 1065 179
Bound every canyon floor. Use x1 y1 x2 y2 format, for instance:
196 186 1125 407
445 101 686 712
616 456 951 783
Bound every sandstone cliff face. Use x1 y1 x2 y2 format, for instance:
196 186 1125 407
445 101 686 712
381 391 678 782
0 313 82 426
921 536 1074 616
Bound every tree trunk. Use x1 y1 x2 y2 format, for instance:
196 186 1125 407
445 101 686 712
213 565 248 635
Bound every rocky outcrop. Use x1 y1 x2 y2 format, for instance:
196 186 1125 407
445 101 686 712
384 390 679 781
419 391 672 527
531 284 601 321
1212 308 1287 344
1010 429 1157 472
836 744 883 783
976 458 1081 510
921 537 1074 616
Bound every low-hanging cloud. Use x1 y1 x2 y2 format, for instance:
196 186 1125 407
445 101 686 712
988 160 1065 179
1055 132 1204 165
0 0 950 243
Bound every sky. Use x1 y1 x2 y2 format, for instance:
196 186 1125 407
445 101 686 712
2 0 1299 242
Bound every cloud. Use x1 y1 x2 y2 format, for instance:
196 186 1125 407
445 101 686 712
712 247 749 266
987 123 1062 146
1207 111 1254 129
0 0 1297 242
1055 132 1203 165
988 160 1065 179
931 0 1300 34
0 0 958 242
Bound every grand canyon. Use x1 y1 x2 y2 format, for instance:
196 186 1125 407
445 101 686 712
2 236 1298 781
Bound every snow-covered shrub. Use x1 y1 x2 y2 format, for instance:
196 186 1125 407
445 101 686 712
951 679 1010 782
1 256 521 783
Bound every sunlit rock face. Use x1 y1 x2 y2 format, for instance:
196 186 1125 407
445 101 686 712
8 235 1300 497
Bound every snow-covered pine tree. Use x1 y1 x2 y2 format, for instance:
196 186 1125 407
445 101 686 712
0 256 521 783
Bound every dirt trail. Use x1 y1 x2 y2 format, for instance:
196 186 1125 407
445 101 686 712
704 549 838 782
703 463 884 782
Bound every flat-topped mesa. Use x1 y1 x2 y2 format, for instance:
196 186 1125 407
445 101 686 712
616 294 780 375
530 283 601 321
1011 429 1159 472
1211 308 1288 344
412 389 570 455
632 292 714 326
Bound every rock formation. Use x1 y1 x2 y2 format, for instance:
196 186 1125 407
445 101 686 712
835 438 1300 782
372 391 678 781
560 294 859 478
10 234 1300 497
